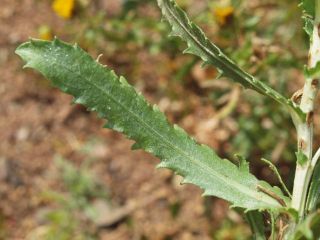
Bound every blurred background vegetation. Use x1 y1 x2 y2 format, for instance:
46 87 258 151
0 0 318 239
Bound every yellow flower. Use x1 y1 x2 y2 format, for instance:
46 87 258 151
213 6 234 25
38 25 53 40
52 0 75 19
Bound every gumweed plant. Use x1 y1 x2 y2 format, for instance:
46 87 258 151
15 0 320 239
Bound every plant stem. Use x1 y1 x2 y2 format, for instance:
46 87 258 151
291 0 320 219
291 123 313 218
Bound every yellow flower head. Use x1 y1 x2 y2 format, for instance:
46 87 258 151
213 6 234 25
38 25 53 40
52 0 75 19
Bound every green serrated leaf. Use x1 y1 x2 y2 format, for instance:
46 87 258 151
16 38 287 211
157 0 304 121
301 0 315 18
300 0 315 37
304 17 314 37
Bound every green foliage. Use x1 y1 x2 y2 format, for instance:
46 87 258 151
157 0 304 120
245 211 266 240
69 1 179 57
37 157 105 240
15 38 288 211
224 6 302 161
300 0 315 37
55 157 107 203
122 0 153 14
213 217 251 240
301 0 315 16
41 209 82 240
291 210 320 240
